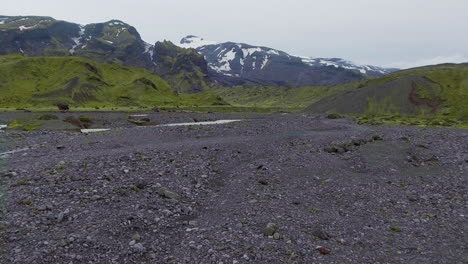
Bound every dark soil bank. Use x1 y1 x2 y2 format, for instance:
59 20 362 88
0 112 467 263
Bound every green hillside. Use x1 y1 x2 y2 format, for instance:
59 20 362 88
304 64 468 126
211 83 356 110
0 55 226 109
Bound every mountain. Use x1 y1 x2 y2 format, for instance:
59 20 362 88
0 16 153 67
0 54 226 108
0 16 399 92
179 35 398 87
0 16 208 92
152 41 210 93
303 63 468 125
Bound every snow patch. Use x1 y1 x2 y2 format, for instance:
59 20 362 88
12 17 28 23
260 56 269 69
179 35 218 49
81 128 111 133
69 37 81 55
319 60 339 68
156 120 242 127
301 57 317 66
70 27 85 55
267 49 280 56
109 21 125 26
242 48 262 58
144 42 154 57
115 28 127 37
19 24 38 31
216 48 236 72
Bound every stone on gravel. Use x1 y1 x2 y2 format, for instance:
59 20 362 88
312 228 331 240
133 243 145 251
273 232 280 240
264 223 278 236
157 187 181 200
132 234 142 242
57 209 70 223
324 146 338 153
316 246 331 255
372 135 383 141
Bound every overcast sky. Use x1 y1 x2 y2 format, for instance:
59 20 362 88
2 0 468 68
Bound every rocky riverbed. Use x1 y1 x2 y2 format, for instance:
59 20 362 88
0 112 466 263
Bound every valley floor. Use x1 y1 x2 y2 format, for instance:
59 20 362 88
0 112 466 263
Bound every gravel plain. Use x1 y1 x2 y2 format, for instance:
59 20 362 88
0 112 467 264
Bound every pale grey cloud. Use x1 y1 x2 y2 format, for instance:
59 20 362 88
387 55 468 69
2 0 468 68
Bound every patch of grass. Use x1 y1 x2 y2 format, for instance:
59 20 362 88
211 83 356 109
7 119 43 131
0 55 226 109
78 116 92 123
356 114 466 128
304 64 468 126
307 207 320 214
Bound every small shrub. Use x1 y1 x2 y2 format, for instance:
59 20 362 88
79 116 92 123
56 104 70 111
37 114 59 120
326 113 343 119
8 120 43 131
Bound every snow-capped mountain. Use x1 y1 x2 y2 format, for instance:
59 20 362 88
0 16 398 90
300 57 393 76
0 16 155 68
179 35 398 86
0 16 208 92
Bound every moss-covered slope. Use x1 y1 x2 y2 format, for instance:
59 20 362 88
0 55 226 109
0 16 212 93
303 64 468 124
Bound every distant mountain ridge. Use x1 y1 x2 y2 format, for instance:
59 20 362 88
0 15 398 91
0 16 153 67
0 16 208 92
179 35 398 86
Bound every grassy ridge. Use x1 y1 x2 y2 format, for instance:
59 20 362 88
0 55 225 109
0 54 466 129
304 63 468 126
211 82 358 109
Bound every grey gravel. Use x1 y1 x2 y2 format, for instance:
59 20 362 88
0 112 466 264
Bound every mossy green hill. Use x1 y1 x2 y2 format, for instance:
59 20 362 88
0 55 226 109
304 64 468 125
